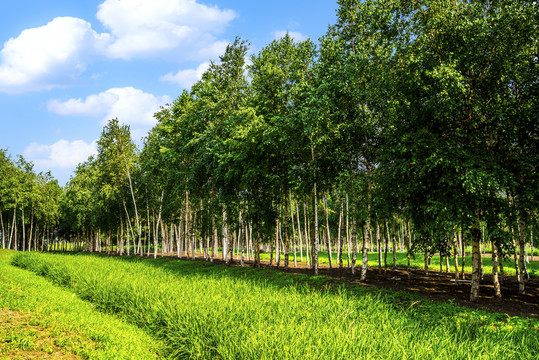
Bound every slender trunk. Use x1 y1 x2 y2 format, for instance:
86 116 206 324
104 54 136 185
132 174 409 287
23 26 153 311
406 221 411 280
499 254 505 283
346 194 350 268
324 193 332 269
338 195 344 269
8 206 16 250
392 219 397 269
290 191 297 268
304 203 310 267
360 216 370 281
360 161 372 281
312 182 319 275
154 191 164 258
452 228 460 283
377 222 382 273
255 210 261 268
239 210 245 266
470 220 482 302
274 216 279 267
384 221 389 274
146 199 151 256
460 231 466 280
126 169 141 250
284 193 290 269
121 196 136 253
192 205 197 261
28 208 34 252
21 205 25 252
296 203 303 263
517 217 528 294
350 215 357 275
185 191 190 258
492 241 501 298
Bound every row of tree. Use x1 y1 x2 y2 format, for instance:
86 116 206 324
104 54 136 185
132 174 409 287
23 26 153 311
2 0 537 302
0 150 63 252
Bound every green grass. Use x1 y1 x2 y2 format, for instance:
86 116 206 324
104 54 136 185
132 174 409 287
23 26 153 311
11 251 539 360
0 250 165 359
258 250 539 277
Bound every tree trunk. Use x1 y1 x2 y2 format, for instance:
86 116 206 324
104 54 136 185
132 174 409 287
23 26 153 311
360 161 372 282
254 210 261 268
312 182 319 275
346 194 350 268
392 219 397 269
452 228 460 284
470 220 482 302
290 191 297 267
284 193 290 269
377 222 382 273
8 207 16 250
492 241 501 298
338 195 344 269
126 169 141 251
460 231 466 280
21 205 26 252
406 221 411 280
350 216 357 275
296 203 303 263
324 193 332 269
517 217 528 294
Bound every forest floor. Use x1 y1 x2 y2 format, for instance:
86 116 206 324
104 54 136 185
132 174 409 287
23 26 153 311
139 251 539 320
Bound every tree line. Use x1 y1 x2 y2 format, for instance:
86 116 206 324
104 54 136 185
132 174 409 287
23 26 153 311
1 0 537 302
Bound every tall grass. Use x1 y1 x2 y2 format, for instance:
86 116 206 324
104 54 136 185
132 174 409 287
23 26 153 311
0 250 164 359
12 252 539 359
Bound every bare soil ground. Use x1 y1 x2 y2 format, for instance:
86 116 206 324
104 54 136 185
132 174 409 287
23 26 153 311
118 251 539 319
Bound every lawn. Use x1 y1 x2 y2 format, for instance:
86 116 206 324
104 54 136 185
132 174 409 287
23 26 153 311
0 250 165 359
11 251 539 360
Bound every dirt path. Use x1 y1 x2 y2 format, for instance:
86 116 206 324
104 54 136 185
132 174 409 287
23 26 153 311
119 251 539 319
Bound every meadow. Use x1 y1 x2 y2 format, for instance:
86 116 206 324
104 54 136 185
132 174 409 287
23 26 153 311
8 251 539 359
0 250 164 359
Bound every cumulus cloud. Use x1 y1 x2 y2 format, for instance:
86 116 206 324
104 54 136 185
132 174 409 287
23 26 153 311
97 0 236 60
48 87 171 127
273 30 308 42
0 17 110 93
0 0 236 93
160 61 210 89
24 139 97 169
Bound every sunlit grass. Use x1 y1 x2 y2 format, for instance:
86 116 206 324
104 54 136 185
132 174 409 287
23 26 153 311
12 251 539 360
0 250 165 359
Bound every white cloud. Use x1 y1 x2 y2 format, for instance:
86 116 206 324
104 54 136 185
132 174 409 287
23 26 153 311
160 61 210 89
0 17 110 93
48 92 119 116
48 87 171 127
97 0 236 60
24 139 97 169
273 31 308 42
0 1 236 93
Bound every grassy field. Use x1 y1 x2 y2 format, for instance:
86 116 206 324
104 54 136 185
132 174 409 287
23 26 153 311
10 251 539 360
0 250 165 359
257 250 539 277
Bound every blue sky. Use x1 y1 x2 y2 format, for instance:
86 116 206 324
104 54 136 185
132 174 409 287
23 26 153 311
0 0 338 185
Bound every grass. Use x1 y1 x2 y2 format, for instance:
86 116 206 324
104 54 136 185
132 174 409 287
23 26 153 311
11 251 539 360
257 250 539 277
0 250 165 359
